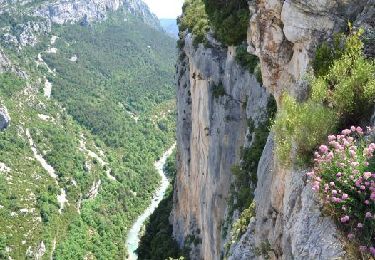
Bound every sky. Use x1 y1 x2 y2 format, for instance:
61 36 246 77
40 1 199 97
143 0 184 19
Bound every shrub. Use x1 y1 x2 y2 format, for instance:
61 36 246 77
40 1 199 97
178 0 209 46
274 29 375 165
204 0 249 46
212 83 226 98
230 202 255 241
307 127 375 257
274 95 337 164
235 44 259 74
312 34 345 77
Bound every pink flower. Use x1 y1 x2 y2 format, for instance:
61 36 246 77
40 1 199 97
330 182 335 186
340 215 350 223
364 200 370 205
336 172 342 177
370 247 375 256
365 212 372 218
370 192 375 200
359 246 367 252
347 233 355 239
319 145 329 154
351 162 360 167
357 223 363 228
342 194 349 200
364 172 372 180
328 135 336 141
356 126 363 134
351 126 356 132
341 129 351 135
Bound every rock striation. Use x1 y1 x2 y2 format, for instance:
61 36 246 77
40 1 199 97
172 33 269 259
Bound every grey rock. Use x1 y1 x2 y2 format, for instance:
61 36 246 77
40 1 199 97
172 33 269 260
0 105 10 130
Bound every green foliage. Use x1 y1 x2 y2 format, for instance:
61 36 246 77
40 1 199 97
254 240 273 259
212 82 226 99
0 235 8 259
312 34 345 77
231 202 255 241
203 0 249 46
164 150 177 180
235 44 259 74
254 64 263 85
0 72 25 97
274 95 337 164
178 0 209 46
274 29 375 165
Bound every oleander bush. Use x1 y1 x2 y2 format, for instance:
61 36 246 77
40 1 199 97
274 28 375 165
307 127 375 257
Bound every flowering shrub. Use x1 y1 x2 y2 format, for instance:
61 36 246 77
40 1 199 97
308 126 375 257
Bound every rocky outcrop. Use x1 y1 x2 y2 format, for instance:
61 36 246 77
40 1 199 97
0 104 10 130
34 0 159 28
0 49 11 72
172 34 269 259
0 0 160 48
248 0 373 102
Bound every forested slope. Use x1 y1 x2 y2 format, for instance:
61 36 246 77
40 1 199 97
0 1 176 259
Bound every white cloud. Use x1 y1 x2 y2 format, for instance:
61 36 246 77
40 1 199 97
143 0 184 19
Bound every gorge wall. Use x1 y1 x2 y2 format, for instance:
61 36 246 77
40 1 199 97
173 33 270 259
173 0 375 259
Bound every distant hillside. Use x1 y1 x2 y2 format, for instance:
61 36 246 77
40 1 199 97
160 18 179 39
0 1 176 259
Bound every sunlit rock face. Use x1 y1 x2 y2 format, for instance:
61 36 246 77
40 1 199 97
248 0 372 102
173 34 269 259
33 0 159 27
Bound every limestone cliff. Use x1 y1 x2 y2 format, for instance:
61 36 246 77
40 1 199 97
173 33 270 259
173 0 375 259
0 0 160 48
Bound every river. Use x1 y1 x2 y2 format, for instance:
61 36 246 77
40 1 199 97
126 144 176 260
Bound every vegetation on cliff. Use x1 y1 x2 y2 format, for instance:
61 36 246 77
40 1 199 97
203 0 249 46
274 29 375 165
177 0 251 47
308 128 375 257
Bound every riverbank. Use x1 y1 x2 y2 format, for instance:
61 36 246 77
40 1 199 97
126 144 176 259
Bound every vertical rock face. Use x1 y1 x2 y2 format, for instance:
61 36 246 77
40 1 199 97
174 1 374 259
173 34 269 259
